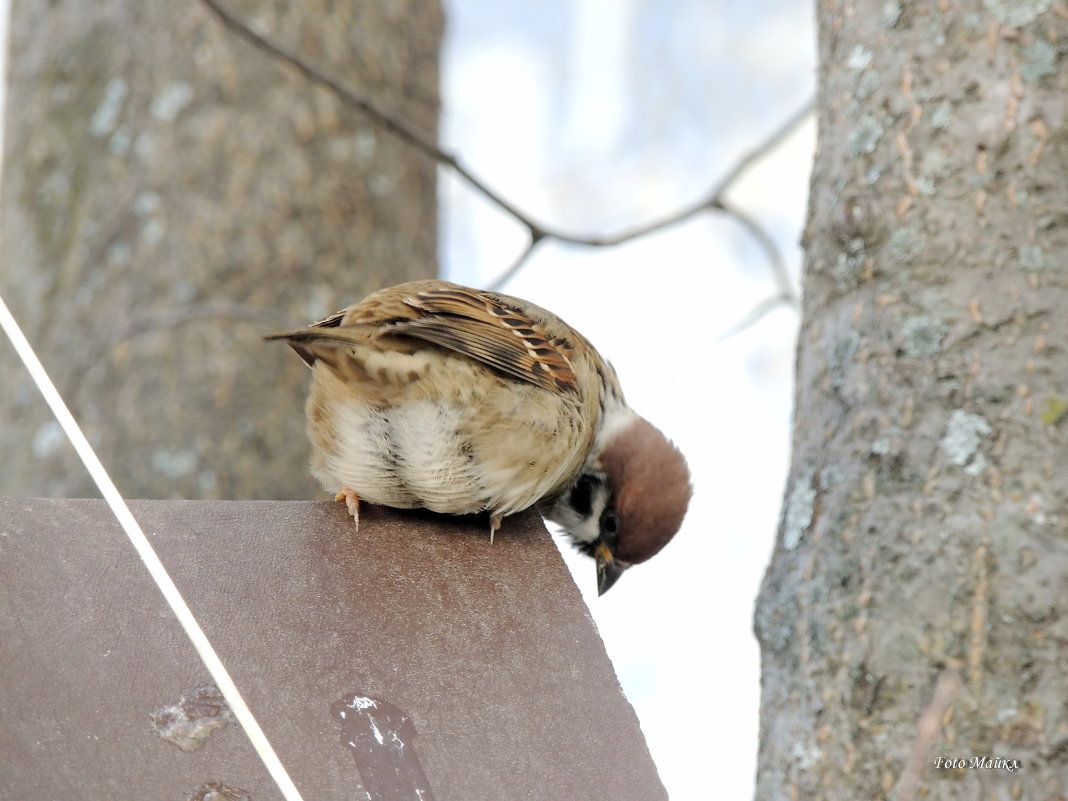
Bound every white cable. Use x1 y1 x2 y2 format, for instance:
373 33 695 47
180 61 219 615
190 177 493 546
0 294 305 801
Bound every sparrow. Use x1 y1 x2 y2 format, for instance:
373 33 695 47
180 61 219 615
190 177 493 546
267 280 691 595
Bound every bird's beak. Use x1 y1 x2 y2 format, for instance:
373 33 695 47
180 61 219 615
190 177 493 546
594 542 628 596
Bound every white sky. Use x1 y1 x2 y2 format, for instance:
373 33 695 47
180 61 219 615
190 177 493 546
441 1 816 798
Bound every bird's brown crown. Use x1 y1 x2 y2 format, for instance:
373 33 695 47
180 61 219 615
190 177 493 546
599 417 692 564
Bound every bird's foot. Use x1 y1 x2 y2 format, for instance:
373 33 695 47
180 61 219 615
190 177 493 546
335 487 361 531
489 512 503 544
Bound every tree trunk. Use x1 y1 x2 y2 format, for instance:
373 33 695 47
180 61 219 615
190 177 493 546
1 0 441 500
755 2 1068 799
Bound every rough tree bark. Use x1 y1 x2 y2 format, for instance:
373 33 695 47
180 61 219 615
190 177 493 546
755 1 1068 799
0 0 441 499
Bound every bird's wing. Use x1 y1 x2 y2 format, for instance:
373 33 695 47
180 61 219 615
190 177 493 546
393 284 579 394
265 282 580 394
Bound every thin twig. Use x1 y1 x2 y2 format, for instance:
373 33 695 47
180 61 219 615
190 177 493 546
67 303 293 401
718 198 797 304
99 303 295 349
707 98 815 202
490 235 547 292
199 0 812 304
716 293 794 341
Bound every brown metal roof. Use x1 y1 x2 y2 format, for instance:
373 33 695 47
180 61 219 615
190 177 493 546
0 499 666 800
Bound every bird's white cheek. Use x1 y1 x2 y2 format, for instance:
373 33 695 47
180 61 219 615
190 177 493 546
567 515 602 545
542 495 602 545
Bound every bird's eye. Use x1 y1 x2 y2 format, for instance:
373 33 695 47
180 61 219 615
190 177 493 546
602 510 619 536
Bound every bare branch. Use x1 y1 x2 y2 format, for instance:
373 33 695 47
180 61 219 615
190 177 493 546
545 95 814 252
198 0 547 234
199 0 811 310
482 97 813 285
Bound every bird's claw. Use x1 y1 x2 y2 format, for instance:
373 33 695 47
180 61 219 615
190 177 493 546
335 487 361 531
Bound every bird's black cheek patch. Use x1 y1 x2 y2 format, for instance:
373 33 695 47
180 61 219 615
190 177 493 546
573 538 598 558
568 474 597 518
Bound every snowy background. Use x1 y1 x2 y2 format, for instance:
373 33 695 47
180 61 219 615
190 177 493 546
440 1 815 798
